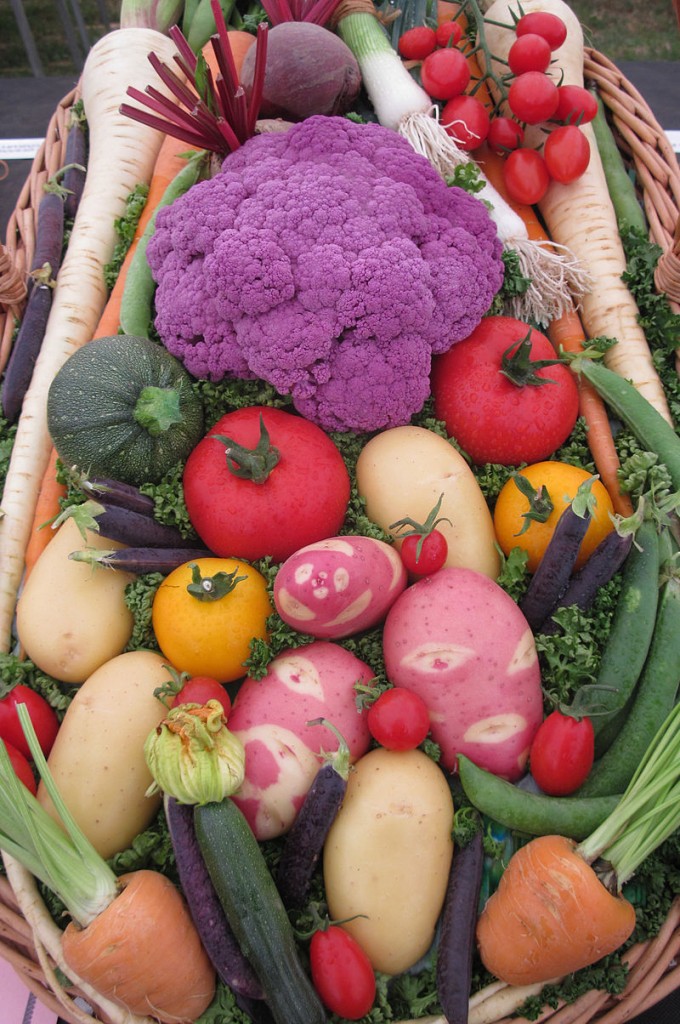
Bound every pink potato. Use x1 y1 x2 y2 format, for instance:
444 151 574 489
273 536 408 639
382 568 543 781
229 641 374 839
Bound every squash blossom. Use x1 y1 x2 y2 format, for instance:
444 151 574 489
144 699 245 805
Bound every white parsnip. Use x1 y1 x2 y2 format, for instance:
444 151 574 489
480 0 673 424
0 28 180 652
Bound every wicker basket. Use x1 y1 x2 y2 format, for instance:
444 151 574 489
1 49 680 1024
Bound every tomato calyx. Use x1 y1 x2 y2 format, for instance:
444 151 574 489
186 561 248 602
389 493 451 561
212 413 280 484
154 665 195 707
500 331 562 387
511 473 554 535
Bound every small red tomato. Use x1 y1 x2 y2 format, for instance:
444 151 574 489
529 710 595 796
441 94 490 150
398 25 437 60
435 20 463 47
515 11 568 50
367 688 431 751
2 739 38 794
420 46 470 100
171 675 231 714
508 71 559 124
544 124 591 183
400 530 448 576
502 147 551 205
508 33 552 75
555 84 598 125
0 685 59 760
310 926 376 1020
487 115 524 154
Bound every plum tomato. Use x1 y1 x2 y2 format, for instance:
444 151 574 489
486 115 524 154
508 32 552 75
398 25 437 60
310 925 376 1019
507 70 559 124
430 316 579 466
420 46 470 100
502 147 550 204
367 688 431 751
515 11 568 50
435 20 463 47
2 739 37 794
555 83 598 125
529 710 595 796
544 124 591 183
441 94 490 150
493 461 615 573
0 684 59 760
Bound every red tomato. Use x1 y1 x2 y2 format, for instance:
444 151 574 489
508 33 552 75
544 124 591 183
441 94 490 150
435 20 463 47
183 407 350 563
2 739 38 794
367 688 431 750
171 675 231 714
508 71 559 124
487 116 524 154
400 530 448 576
529 710 595 796
310 926 376 1019
430 316 580 465
0 685 59 760
502 147 550 204
398 25 437 60
555 84 598 125
515 11 568 50
420 46 470 100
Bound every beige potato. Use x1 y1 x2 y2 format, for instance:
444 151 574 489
323 747 454 975
355 425 500 580
16 517 135 683
37 649 171 858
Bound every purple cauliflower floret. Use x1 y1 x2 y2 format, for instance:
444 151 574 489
147 115 504 433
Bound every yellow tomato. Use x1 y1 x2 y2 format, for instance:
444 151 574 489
152 558 272 682
493 462 615 574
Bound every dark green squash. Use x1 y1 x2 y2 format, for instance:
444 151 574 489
47 335 205 485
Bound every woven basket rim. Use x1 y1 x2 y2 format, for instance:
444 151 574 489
1 47 680 1024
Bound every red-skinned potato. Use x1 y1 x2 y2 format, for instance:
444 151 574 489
229 641 374 839
382 567 543 780
273 536 407 639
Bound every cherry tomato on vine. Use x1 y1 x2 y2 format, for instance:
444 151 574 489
555 84 598 125
515 10 567 50
508 33 552 75
441 94 490 150
435 19 463 47
420 46 470 100
400 530 449 576
310 926 376 1020
0 684 59 760
172 675 232 713
2 739 37 794
502 147 550 204
398 25 437 60
544 124 591 183
508 71 559 124
367 688 431 751
529 710 595 796
487 115 524 154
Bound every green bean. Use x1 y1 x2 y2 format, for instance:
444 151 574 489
457 756 620 840
590 91 647 235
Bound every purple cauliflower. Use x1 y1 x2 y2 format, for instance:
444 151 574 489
147 115 504 433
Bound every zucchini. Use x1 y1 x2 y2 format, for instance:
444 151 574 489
46 334 205 485
194 798 327 1024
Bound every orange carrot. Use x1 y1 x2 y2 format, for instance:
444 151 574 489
22 446 66 578
476 834 637 986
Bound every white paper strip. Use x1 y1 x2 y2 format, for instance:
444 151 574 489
0 137 44 160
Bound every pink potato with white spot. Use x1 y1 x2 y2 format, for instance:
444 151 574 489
382 567 543 781
229 640 374 839
273 535 408 639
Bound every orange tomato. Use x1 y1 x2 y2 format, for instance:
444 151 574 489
493 462 615 574
152 558 272 682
